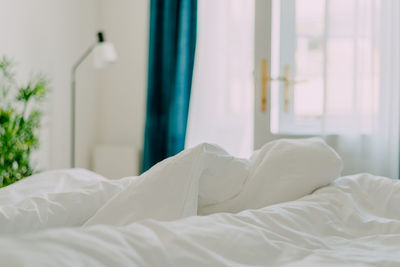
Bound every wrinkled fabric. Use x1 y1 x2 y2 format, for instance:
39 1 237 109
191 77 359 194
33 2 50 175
0 174 399 266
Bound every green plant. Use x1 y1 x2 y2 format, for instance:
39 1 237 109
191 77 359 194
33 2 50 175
0 56 50 188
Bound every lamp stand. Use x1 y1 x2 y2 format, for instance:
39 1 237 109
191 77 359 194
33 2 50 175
71 44 96 168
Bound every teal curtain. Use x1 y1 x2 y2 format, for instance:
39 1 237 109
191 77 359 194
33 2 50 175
142 0 197 172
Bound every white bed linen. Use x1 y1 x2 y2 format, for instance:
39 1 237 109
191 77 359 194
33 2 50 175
1 173 399 266
85 138 342 225
0 139 398 266
0 169 132 234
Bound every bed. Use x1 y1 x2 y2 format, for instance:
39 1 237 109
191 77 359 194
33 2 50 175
0 138 399 266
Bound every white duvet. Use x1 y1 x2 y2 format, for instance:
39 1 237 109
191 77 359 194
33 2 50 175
0 138 399 266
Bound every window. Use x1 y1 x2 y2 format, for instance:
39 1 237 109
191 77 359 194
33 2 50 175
271 0 380 135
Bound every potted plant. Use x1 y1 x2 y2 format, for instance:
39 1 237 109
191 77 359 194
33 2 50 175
0 56 50 188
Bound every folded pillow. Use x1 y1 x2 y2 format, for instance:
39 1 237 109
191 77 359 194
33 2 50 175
200 138 343 214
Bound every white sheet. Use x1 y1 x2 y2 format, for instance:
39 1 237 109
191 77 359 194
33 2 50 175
0 138 398 266
1 173 399 266
0 169 132 234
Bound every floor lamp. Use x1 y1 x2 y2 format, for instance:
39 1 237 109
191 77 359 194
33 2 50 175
71 32 117 168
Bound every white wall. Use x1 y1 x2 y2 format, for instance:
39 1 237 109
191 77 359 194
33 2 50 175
0 0 99 170
0 1 149 172
96 0 149 172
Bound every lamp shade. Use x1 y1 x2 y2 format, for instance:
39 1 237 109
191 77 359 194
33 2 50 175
93 42 118 68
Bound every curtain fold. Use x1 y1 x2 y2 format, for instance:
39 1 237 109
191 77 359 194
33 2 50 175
185 0 255 158
142 0 197 172
325 0 400 179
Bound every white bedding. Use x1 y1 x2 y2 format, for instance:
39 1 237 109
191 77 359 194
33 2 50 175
0 139 399 266
0 169 132 234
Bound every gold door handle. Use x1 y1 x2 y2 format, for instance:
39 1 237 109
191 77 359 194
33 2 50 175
261 61 307 113
278 65 291 113
260 59 270 112
276 65 308 112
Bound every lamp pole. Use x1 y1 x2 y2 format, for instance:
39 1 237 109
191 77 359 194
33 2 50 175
70 32 115 168
71 43 96 168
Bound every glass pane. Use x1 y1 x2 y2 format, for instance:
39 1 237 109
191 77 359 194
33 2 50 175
296 0 325 35
328 0 356 37
271 0 326 132
294 0 325 119
326 39 354 116
294 37 324 117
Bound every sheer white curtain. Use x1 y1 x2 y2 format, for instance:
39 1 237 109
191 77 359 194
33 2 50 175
187 0 399 178
324 0 399 178
271 0 400 178
185 0 254 158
